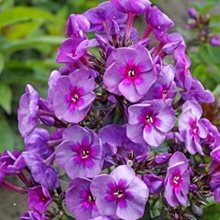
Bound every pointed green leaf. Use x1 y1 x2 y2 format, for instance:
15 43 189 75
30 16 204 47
0 82 12 114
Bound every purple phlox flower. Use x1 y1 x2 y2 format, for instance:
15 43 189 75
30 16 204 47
18 84 40 137
210 35 220 47
37 99 55 126
211 146 220 163
23 152 59 190
56 125 103 179
20 210 45 220
209 163 220 202
99 125 149 166
164 151 190 207
52 68 96 123
56 37 90 64
24 128 52 160
66 178 100 220
201 118 220 149
48 70 62 102
91 165 149 220
157 32 185 55
127 99 175 147
178 101 208 155
84 1 127 32
66 14 90 37
145 5 174 33
154 153 172 165
188 7 198 20
181 78 214 103
142 64 176 100
0 150 24 182
27 185 52 214
143 173 163 195
173 46 192 90
112 0 150 15
104 45 156 102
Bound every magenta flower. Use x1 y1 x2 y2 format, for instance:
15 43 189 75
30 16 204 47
201 118 220 149
20 210 45 220
0 150 24 183
66 14 90 37
210 35 220 47
66 178 100 220
84 1 127 32
91 165 149 220
143 174 163 195
145 5 174 33
27 186 52 214
24 128 52 159
18 84 40 137
143 64 176 100
181 78 214 103
99 124 149 165
164 152 190 207
23 152 59 190
55 125 103 179
56 37 89 64
104 45 156 102
52 68 96 123
178 101 208 155
127 100 175 146
112 0 150 15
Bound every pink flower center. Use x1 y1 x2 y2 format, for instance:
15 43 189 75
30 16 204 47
128 69 136 77
190 121 198 135
145 115 154 124
113 188 125 199
81 149 90 159
170 171 182 188
66 86 84 111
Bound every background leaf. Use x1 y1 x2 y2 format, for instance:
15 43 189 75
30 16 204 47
0 82 12 114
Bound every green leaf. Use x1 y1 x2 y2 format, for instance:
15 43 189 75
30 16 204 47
204 203 220 220
0 6 54 28
0 53 4 74
1 36 64 54
0 82 12 114
0 111 14 151
5 20 42 40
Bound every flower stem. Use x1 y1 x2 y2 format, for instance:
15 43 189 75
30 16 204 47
39 109 54 117
2 180 26 194
142 25 152 39
125 13 135 39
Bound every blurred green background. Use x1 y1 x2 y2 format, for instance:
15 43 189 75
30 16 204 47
0 0 220 219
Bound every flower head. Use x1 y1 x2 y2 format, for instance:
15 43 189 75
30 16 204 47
24 128 52 159
145 5 174 32
56 125 103 179
52 68 96 123
127 100 175 146
27 186 52 214
104 45 156 102
23 152 59 190
91 165 149 220
66 14 90 37
112 0 150 15
66 178 100 220
164 152 190 207
18 85 39 137
99 124 149 165
178 101 208 155
56 37 89 64
84 1 127 32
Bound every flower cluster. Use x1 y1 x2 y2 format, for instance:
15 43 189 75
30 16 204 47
1 1 220 219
